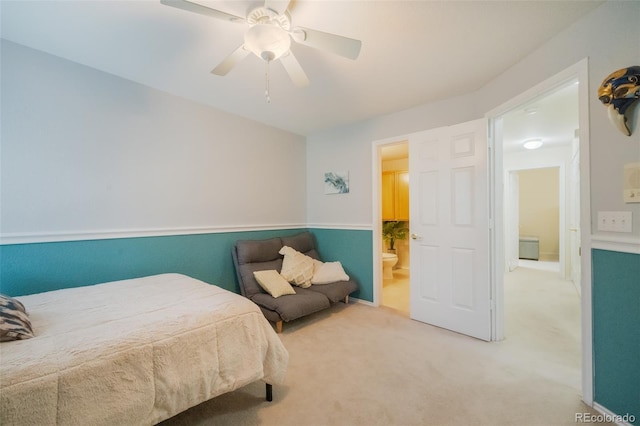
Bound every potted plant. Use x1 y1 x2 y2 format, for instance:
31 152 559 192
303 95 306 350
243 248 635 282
382 221 409 253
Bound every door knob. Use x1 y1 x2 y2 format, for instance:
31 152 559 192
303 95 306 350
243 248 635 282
411 233 421 240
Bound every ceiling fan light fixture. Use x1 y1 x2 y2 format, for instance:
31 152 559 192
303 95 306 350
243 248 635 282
523 138 543 150
244 23 291 62
161 0 361 89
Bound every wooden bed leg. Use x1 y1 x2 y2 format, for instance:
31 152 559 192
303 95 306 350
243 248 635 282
344 295 349 304
275 321 283 333
265 383 273 402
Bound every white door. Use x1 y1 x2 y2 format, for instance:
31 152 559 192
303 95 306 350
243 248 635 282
507 171 520 271
409 118 491 341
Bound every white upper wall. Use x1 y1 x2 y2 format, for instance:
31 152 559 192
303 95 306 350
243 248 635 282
307 1 640 236
1 40 306 241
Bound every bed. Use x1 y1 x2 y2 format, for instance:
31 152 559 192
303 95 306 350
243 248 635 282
0 273 289 425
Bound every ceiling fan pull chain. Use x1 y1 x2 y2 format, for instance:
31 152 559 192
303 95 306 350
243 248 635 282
265 60 271 103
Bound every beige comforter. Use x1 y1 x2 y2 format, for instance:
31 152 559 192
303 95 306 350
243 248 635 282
0 273 288 425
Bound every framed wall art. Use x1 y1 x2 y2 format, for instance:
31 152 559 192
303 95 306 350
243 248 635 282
324 171 349 194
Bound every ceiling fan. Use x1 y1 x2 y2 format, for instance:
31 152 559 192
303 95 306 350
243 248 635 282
160 0 362 88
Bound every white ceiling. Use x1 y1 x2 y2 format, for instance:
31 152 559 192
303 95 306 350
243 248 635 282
502 80 579 153
1 0 601 136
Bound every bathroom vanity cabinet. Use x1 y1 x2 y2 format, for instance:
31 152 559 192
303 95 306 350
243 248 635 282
382 170 409 221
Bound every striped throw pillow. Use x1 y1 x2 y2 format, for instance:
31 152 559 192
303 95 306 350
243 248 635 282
0 294 34 342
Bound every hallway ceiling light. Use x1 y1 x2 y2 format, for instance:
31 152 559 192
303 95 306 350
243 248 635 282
523 138 543 150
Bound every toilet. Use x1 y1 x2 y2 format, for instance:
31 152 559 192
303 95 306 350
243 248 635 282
382 252 398 279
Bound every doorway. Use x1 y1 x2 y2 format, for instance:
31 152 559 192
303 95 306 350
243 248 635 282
379 142 410 315
500 80 580 282
499 80 582 394
488 59 592 403
374 118 492 340
508 166 563 271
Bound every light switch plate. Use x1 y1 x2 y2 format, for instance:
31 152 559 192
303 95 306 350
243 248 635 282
624 162 640 203
597 211 633 232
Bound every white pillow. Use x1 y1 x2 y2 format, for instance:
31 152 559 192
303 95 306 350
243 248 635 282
279 246 314 288
253 270 296 298
312 261 350 285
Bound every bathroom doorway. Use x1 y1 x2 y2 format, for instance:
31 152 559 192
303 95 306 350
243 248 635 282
380 142 410 315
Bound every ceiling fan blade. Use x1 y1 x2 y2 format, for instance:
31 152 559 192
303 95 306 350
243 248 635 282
211 45 250 76
264 0 291 15
279 51 309 87
160 0 244 23
292 27 362 60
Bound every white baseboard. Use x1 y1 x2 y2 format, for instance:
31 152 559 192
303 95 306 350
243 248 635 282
350 297 376 307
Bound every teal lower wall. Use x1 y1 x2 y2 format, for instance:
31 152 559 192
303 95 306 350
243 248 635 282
310 228 373 302
0 229 306 296
0 228 374 302
592 249 640 424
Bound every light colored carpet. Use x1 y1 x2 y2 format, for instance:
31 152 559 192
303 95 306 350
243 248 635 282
161 266 608 426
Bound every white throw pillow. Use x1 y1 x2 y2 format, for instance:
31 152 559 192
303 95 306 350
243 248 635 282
253 270 296 298
312 261 350 285
279 246 314 288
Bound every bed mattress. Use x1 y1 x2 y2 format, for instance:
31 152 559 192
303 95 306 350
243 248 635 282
0 273 288 425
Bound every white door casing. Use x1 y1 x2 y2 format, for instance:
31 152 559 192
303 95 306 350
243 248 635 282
507 171 520 272
485 58 591 404
569 131 581 293
409 118 491 341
